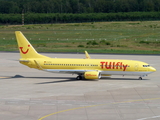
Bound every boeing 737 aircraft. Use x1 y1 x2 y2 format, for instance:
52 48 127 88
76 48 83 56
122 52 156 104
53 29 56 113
15 31 156 80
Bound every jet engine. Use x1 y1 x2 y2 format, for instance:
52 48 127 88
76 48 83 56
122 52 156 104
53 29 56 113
84 71 101 80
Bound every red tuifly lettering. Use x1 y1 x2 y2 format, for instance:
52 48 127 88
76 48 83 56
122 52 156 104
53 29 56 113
100 62 128 71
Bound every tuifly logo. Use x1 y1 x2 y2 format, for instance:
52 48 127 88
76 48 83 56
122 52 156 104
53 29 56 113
100 62 128 71
19 45 30 54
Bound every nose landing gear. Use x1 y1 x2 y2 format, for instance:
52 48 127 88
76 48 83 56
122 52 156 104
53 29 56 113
138 77 142 80
138 74 147 80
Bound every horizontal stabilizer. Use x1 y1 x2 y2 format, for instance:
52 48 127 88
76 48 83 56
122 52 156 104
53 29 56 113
19 60 29 62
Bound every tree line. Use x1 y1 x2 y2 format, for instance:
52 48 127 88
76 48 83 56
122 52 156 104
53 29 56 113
1 12 160 24
0 0 160 14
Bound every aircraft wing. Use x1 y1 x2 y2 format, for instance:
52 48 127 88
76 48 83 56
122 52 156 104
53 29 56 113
44 69 96 74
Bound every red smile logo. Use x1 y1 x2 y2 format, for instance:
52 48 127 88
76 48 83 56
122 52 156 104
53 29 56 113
19 45 30 54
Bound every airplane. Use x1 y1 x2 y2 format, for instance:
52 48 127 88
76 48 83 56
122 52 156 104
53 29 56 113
15 31 156 80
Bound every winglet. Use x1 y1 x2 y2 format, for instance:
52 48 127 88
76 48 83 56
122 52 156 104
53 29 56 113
85 51 91 59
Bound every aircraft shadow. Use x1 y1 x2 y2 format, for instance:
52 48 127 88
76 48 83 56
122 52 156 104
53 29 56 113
101 77 149 80
36 78 80 84
0 74 80 84
0 75 149 84
1 75 74 80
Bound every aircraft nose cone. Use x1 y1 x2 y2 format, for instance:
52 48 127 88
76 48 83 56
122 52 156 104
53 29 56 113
150 67 156 72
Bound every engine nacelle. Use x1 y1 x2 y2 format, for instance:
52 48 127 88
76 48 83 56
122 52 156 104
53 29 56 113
84 71 101 80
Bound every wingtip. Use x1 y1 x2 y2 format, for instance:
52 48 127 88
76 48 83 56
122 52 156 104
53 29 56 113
85 50 91 59
15 31 21 34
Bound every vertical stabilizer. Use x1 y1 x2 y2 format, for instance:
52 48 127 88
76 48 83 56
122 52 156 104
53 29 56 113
15 31 48 58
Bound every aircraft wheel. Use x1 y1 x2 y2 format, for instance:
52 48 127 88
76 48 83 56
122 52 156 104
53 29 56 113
76 76 82 80
139 77 142 80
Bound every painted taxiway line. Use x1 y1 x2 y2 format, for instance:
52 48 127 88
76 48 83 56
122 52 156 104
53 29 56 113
0 77 11 79
137 115 160 120
38 97 160 120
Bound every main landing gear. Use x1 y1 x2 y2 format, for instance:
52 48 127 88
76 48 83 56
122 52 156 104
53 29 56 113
139 77 142 80
76 75 82 80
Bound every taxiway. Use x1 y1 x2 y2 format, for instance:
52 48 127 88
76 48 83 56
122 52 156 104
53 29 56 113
0 52 160 120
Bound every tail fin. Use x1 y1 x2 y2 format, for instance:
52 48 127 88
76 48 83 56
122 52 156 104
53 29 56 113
15 31 48 59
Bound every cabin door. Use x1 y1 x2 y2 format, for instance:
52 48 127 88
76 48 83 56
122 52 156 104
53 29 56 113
134 63 139 71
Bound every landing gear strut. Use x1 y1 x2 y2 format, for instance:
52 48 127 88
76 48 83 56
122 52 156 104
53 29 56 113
139 77 142 80
76 75 82 80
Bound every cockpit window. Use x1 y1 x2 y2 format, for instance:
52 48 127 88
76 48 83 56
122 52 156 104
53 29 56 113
143 65 150 67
